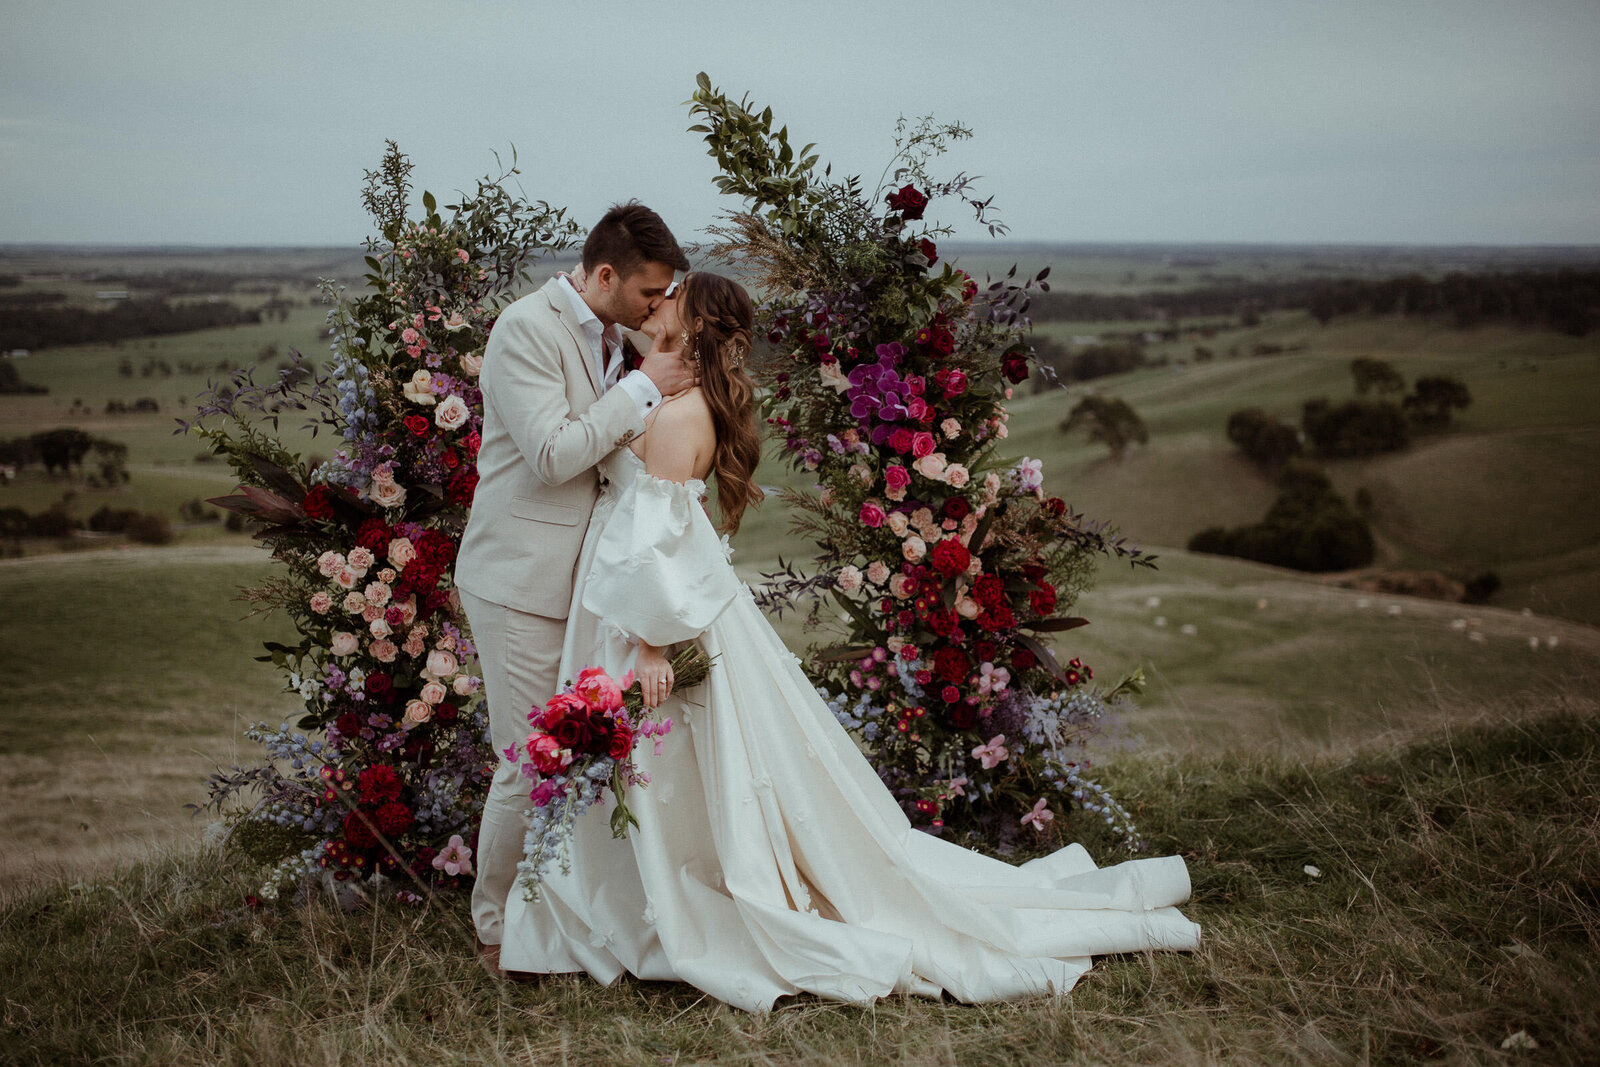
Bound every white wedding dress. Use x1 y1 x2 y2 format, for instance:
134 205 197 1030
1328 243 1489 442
497 448 1200 1010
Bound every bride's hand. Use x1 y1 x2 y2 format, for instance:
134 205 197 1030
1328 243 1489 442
568 264 588 293
635 642 674 708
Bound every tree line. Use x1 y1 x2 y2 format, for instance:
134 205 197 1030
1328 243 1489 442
0 296 262 351
1026 269 1600 336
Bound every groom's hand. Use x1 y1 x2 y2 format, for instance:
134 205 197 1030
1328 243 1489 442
638 330 697 396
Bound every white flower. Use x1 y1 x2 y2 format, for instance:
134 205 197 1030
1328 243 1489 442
434 395 470 430
402 369 436 406
818 361 850 394
370 479 407 509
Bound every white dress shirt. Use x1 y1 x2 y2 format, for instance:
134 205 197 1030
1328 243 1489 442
554 274 662 419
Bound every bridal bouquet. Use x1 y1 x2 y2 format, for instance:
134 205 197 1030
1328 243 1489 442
513 645 711 900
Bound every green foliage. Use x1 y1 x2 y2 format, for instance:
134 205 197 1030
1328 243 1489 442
1189 461 1374 572
1300 396 1409 457
1224 407 1302 468
1404 373 1473 428
1349 355 1404 395
1058 395 1148 460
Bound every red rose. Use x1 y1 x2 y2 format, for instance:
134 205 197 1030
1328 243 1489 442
608 724 634 760
1043 497 1066 518
932 646 969 685
948 704 978 729
1010 648 1037 671
434 703 459 724
929 539 971 578
447 469 479 505
888 428 915 454
357 764 403 804
941 496 971 522
926 608 961 639
1030 583 1058 616
932 327 955 356
974 574 1007 611
1002 351 1030 384
886 183 929 220
375 800 414 836
859 501 886 528
404 414 430 438
977 604 1016 632
364 671 393 700
355 518 390 551
334 711 361 739
442 449 460 470
917 238 938 265
343 811 377 850
551 717 588 750
302 485 335 520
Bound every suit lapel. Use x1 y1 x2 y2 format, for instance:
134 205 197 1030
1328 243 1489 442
542 279 602 398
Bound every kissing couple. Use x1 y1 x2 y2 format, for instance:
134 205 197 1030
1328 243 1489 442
453 202 1200 1012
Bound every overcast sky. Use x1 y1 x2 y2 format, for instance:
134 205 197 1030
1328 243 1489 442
3 0 1598 247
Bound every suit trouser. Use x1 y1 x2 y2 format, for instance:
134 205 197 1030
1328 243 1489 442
459 587 566 946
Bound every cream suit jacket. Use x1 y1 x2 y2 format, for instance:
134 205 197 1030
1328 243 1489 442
455 277 645 619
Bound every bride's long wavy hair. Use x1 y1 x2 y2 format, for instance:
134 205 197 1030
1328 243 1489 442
680 272 764 535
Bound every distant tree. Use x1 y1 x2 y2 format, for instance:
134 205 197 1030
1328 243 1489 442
1350 357 1405 396
30 428 94 476
1301 397 1409 457
1188 461 1374 572
1403 375 1472 428
1060 396 1148 460
91 439 130 485
0 361 46 395
1225 408 1302 469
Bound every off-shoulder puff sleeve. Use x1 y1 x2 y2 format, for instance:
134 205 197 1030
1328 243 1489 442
579 474 742 647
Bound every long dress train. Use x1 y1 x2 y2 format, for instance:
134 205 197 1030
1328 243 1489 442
497 448 1200 1011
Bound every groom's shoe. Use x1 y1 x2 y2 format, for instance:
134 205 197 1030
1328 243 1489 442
474 936 503 979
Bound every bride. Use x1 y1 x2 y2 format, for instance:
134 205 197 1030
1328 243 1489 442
496 271 1201 1010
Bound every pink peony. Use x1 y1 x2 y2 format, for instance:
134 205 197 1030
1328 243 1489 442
573 667 624 712
527 733 572 774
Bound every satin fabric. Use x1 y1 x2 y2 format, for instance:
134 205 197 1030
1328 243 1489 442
497 449 1201 1010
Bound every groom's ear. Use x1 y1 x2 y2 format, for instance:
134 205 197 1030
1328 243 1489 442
589 263 617 293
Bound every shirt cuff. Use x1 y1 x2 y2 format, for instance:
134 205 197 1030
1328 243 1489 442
616 369 663 420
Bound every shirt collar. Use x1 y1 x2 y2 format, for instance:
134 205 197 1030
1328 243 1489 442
554 274 621 363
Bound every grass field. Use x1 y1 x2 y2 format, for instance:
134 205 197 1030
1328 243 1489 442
3 246 1598 1062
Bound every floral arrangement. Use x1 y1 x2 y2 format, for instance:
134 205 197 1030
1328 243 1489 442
185 144 581 900
689 76 1153 849
513 648 709 900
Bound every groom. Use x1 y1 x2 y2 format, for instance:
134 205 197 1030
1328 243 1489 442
455 202 693 971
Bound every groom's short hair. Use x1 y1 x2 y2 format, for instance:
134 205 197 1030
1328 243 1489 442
583 202 691 277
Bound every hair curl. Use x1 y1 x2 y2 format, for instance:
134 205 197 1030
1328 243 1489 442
680 272 764 534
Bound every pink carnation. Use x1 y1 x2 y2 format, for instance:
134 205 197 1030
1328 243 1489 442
308 592 333 614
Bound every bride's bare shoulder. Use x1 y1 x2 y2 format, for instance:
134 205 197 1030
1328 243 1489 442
652 387 713 434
